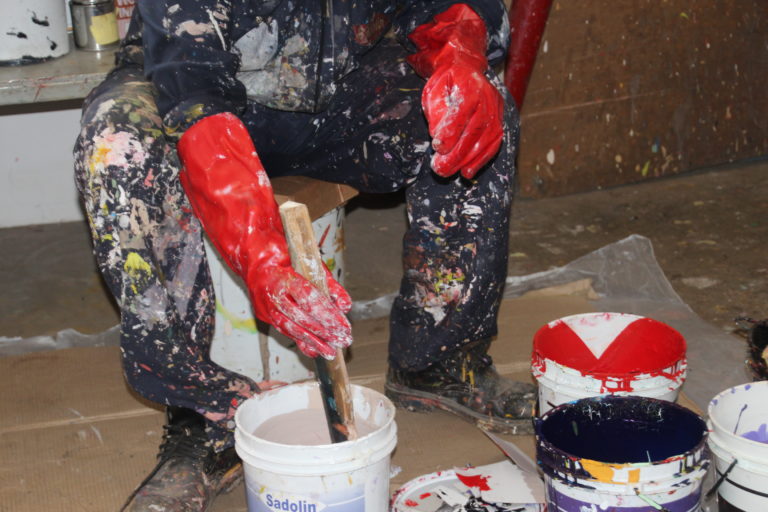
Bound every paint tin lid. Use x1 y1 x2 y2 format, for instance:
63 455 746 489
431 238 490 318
391 469 542 512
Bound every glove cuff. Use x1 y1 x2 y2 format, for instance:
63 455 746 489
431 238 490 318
407 4 488 77
178 112 260 171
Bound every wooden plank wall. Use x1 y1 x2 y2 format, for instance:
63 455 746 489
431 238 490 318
515 0 767 198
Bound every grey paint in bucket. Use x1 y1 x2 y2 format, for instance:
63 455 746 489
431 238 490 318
536 395 709 511
234 382 396 512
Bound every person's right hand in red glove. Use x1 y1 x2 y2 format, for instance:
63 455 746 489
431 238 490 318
177 112 352 359
408 4 505 180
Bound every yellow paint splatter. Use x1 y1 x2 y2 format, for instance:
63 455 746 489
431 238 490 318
124 252 153 293
185 103 206 121
124 252 152 278
89 144 111 175
216 301 258 333
581 459 631 483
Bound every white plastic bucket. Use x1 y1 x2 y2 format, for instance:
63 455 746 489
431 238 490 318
1 0 70 65
707 381 768 511
537 395 709 511
234 382 397 512
208 207 346 386
532 312 687 415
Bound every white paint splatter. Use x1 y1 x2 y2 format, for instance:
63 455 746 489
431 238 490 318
175 20 215 37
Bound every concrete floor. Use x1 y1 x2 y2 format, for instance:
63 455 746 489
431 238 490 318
1 158 765 359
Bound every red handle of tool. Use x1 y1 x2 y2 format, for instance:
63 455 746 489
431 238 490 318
504 0 553 109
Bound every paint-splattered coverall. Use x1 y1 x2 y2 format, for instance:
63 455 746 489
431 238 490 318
73 0 519 450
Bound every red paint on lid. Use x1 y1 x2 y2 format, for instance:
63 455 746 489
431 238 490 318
533 313 686 375
455 472 491 491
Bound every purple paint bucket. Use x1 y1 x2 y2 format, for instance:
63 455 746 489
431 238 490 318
536 395 709 511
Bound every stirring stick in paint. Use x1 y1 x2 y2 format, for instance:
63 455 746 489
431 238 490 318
279 201 357 443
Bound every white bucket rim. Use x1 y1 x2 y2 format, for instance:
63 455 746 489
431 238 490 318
707 434 768 475
532 356 688 384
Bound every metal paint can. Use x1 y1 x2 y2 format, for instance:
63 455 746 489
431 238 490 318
0 0 70 66
70 0 119 51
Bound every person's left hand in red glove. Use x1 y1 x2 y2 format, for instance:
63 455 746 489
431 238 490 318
408 4 505 180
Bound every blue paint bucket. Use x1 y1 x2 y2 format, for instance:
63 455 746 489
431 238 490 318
536 395 709 511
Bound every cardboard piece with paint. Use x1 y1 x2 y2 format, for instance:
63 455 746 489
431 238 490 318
391 461 544 512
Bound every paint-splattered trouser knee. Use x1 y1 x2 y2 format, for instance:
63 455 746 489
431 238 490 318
73 37 518 446
74 66 259 451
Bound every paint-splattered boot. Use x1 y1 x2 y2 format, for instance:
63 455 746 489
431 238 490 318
121 407 242 511
385 339 537 434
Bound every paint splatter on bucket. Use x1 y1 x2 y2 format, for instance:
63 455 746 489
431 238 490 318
707 381 768 512
536 395 709 511
532 312 687 414
234 382 397 512
1 0 70 65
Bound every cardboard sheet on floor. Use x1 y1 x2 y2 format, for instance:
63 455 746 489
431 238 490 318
0 281 700 511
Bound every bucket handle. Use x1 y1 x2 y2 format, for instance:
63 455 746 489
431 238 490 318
705 458 738 499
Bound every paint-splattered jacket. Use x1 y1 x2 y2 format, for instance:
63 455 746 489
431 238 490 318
121 0 509 134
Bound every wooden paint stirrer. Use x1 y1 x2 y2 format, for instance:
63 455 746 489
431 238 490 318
279 200 357 443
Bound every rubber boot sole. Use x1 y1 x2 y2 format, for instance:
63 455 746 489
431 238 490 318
384 380 535 435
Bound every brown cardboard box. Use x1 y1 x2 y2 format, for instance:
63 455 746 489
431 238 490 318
272 176 358 221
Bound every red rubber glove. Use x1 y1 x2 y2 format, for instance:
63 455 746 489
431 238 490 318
177 113 352 359
408 4 504 179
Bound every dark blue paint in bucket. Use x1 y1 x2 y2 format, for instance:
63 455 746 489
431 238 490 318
536 395 709 511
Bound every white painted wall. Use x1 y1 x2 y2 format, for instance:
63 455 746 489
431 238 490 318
0 107 84 227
